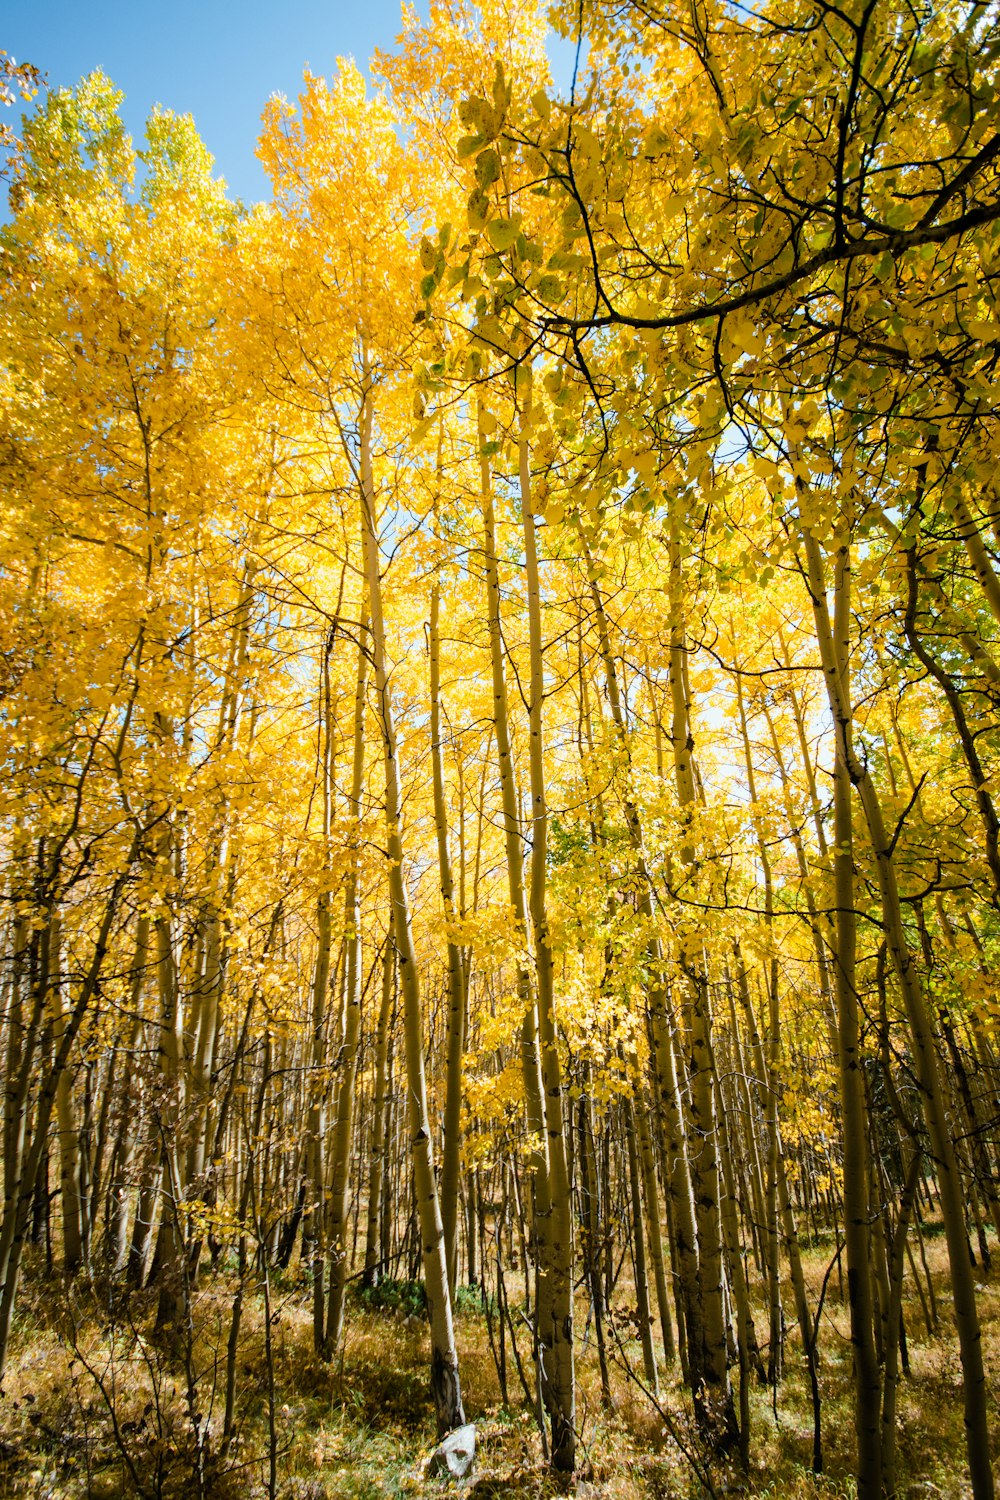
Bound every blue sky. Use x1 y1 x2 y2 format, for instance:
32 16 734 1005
4 1 576 205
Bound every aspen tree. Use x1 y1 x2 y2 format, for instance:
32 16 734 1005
358 371 464 1435
632 1072 676 1367
667 524 737 1448
800 514 994 1500
578 1067 613 1406
734 676 782 1384
186 555 259 1248
518 388 576 1471
107 915 150 1271
429 469 467 1297
307 625 337 1355
478 398 554 1424
364 923 395 1288
579 534 698 1381
624 1091 659 1398
153 803 188 1335
49 917 85 1275
325 625 371 1350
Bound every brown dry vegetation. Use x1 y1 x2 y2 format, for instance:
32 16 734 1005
0 1230 995 1500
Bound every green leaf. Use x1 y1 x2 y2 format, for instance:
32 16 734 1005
536 274 564 301
467 187 489 231
475 148 501 189
486 218 519 252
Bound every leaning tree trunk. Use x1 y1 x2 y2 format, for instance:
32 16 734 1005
363 924 395 1287
519 403 575 1473
800 521 882 1499
50 916 85 1276
325 624 371 1350
357 370 464 1437
429 480 467 1298
801 512 994 1500
480 398 553 1424
667 523 737 1451
580 533 697 1379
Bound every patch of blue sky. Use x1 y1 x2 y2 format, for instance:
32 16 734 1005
5 0 582 210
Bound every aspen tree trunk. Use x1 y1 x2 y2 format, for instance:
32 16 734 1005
960 917 1000 1147
49 917 85 1275
479 401 553 1416
624 1092 659 1398
917 900 1000 1254
108 915 150 1272
903 551 1000 903
519 409 575 1472
735 677 782 1384
429 476 466 1297
811 518 995 1497
0 899 51 1310
82 1057 105 1258
466 1165 479 1289
917 900 998 1267
776 643 831 862
578 1074 612 1407
186 846 230 1196
855 832 994 1492
713 1056 758 1461
358 373 464 1436
667 526 736 1448
762 700 839 1057
951 489 1000 629
724 957 768 1276
154 889 187 1333
880 1146 921 1498
456 745 480 1290
806 511 997 1496
222 1025 271 1454
185 759 249 1286
3 910 29 1216
325 626 370 1350
128 1152 161 1287
573 635 623 1388
382 1028 396 1275
775 1143 822 1469
0 839 138 1375
871 502 1000 688
580 537 693 1374
187 560 256 1214
939 1008 1000 1250
144 726 190 1331
649 1009 701 1377
364 924 395 1287
307 626 336 1355
632 1074 676 1366
799 525 882 1499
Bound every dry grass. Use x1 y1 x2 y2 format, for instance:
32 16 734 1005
0 1232 996 1499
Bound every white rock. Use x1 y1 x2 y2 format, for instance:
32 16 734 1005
425 1422 476 1481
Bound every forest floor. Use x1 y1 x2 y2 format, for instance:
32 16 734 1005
0 1227 996 1499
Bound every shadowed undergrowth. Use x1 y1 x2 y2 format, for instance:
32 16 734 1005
0 1234 995 1499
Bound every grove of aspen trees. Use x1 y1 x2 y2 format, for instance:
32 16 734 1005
1 0 999 1494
